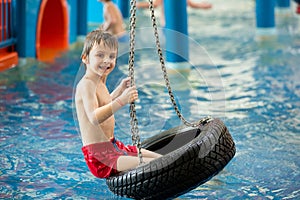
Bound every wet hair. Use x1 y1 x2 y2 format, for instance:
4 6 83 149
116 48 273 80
81 29 118 61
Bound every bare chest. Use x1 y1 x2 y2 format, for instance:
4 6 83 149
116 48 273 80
96 87 112 107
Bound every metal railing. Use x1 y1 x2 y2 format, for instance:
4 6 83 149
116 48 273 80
0 0 16 49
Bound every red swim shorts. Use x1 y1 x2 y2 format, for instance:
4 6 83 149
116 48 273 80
81 138 138 178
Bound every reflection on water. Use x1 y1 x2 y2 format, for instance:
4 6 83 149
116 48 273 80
1 0 300 199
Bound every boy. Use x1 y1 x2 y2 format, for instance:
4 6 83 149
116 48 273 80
98 0 128 42
75 29 161 178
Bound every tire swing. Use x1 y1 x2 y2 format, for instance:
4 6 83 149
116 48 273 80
106 0 236 199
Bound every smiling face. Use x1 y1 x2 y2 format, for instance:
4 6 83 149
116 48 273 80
82 41 117 77
81 30 118 78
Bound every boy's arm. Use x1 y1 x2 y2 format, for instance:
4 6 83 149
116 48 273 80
111 77 131 100
187 0 212 9
102 5 117 31
110 86 122 100
136 2 150 8
79 81 123 125
137 0 162 8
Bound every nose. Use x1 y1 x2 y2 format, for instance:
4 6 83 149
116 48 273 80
103 57 109 64
103 56 112 64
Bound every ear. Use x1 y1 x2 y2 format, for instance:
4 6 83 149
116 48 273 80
82 55 89 65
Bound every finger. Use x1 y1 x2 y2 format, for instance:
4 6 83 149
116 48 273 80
130 89 138 95
132 93 138 100
126 80 133 87
124 77 131 83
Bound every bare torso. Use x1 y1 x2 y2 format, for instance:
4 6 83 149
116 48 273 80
103 2 126 36
75 78 114 146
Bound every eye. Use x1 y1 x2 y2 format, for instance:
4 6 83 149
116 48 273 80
110 54 116 59
97 53 104 58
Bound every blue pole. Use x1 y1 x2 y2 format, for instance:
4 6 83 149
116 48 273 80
116 0 129 19
77 0 88 36
276 0 290 7
164 0 189 66
256 0 275 28
276 0 292 18
16 0 38 57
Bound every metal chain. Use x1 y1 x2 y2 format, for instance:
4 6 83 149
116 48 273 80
128 0 143 164
127 0 211 163
147 0 206 128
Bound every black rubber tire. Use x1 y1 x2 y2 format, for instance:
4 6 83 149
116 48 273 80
106 118 236 200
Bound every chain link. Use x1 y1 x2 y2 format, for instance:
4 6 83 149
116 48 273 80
147 0 205 128
128 0 212 164
129 0 143 164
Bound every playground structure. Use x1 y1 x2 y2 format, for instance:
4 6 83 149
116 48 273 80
0 0 87 71
0 0 17 71
0 0 299 71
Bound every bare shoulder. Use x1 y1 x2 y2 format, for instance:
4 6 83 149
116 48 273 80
77 77 96 89
76 78 96 96
106 2 118 13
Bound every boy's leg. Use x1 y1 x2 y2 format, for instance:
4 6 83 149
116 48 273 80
141 148 162 158
117 156 156 172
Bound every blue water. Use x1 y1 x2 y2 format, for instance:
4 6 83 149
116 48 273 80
1 0 300 199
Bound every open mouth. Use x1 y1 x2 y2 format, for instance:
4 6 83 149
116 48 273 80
99 66 110 70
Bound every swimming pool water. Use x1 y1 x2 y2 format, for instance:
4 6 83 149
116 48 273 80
1 0 300 199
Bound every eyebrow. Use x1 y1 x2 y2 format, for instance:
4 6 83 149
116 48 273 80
96 49 116 53
94 51 117 58
95 50 105 53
